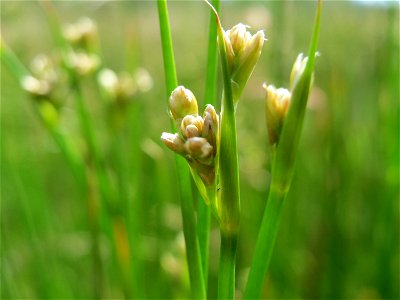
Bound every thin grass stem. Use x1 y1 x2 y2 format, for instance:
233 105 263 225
208 4 241 299
242 184 285 299
218 234 238 300
197 0 220 289
243 1 321 298
157 0 206 298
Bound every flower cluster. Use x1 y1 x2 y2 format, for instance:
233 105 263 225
65 51 100 76
161 86 219 186
264 53 309 145
62 18 100 76
21 54 67 105
264 85 291 145
63 17 97 50
223 23 265 101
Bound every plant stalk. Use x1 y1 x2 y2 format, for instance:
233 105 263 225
242 183 286 299
218 234 238 300
209 4 241 299
243 1 321 298
157 0 206 298
197 0 220 288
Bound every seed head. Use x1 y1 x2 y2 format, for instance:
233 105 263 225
264 84 291 145
181 115 204 138
222 24 265 101
226 23 251 56
21 76 51 97
66 51 100 76
202 104 219 149
133 68 153 93
169 86 198 120
98 69 118 97
162 87 219 188
63 17 97 49
184 137 214 164
161 132 186 155
30 54 58 83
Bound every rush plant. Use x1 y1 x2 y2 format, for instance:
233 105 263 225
158 0 321 299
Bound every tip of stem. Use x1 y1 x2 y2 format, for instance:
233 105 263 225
204 0 221 28
306 0 322 72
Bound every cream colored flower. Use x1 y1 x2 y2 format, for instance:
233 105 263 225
169 86 198 120
264 84 291 145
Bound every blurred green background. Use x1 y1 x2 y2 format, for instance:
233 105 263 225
1 0 399 299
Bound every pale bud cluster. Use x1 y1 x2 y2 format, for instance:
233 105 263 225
98 68 153 105
65 51 100 76
98 69 136 102
223 23 265 101
168 86 198 121
21 54 60 99
161 86 219 186
62 18 101 77
63 17 97 49
264 53 311 145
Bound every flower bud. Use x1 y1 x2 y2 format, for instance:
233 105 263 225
30 54 58 83
181 115 204 138
161 132 186 155
98 69 137 104
231 30 265 101
184 137 213 163
169 86 198 120
264 84 291 145
223 23 265 102
98 68 119 98
134 68 153 93
21 76 51 97
66 51 100 76
118 73 137 99
202 104 219 149
63 17 97 49
226 23 251 56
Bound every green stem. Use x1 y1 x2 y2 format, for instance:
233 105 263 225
157 0 177 92
218 234 238 300
209 5 241 299
157 0 206 298
71 78 101 163
244 1 321 298
197 200 211 286
204 0 220 106
242 184 286 299
0 40 29 80
71 80 106 299
197 0 220 288
49 127 86 191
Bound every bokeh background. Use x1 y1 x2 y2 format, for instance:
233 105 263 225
1 0 399 299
